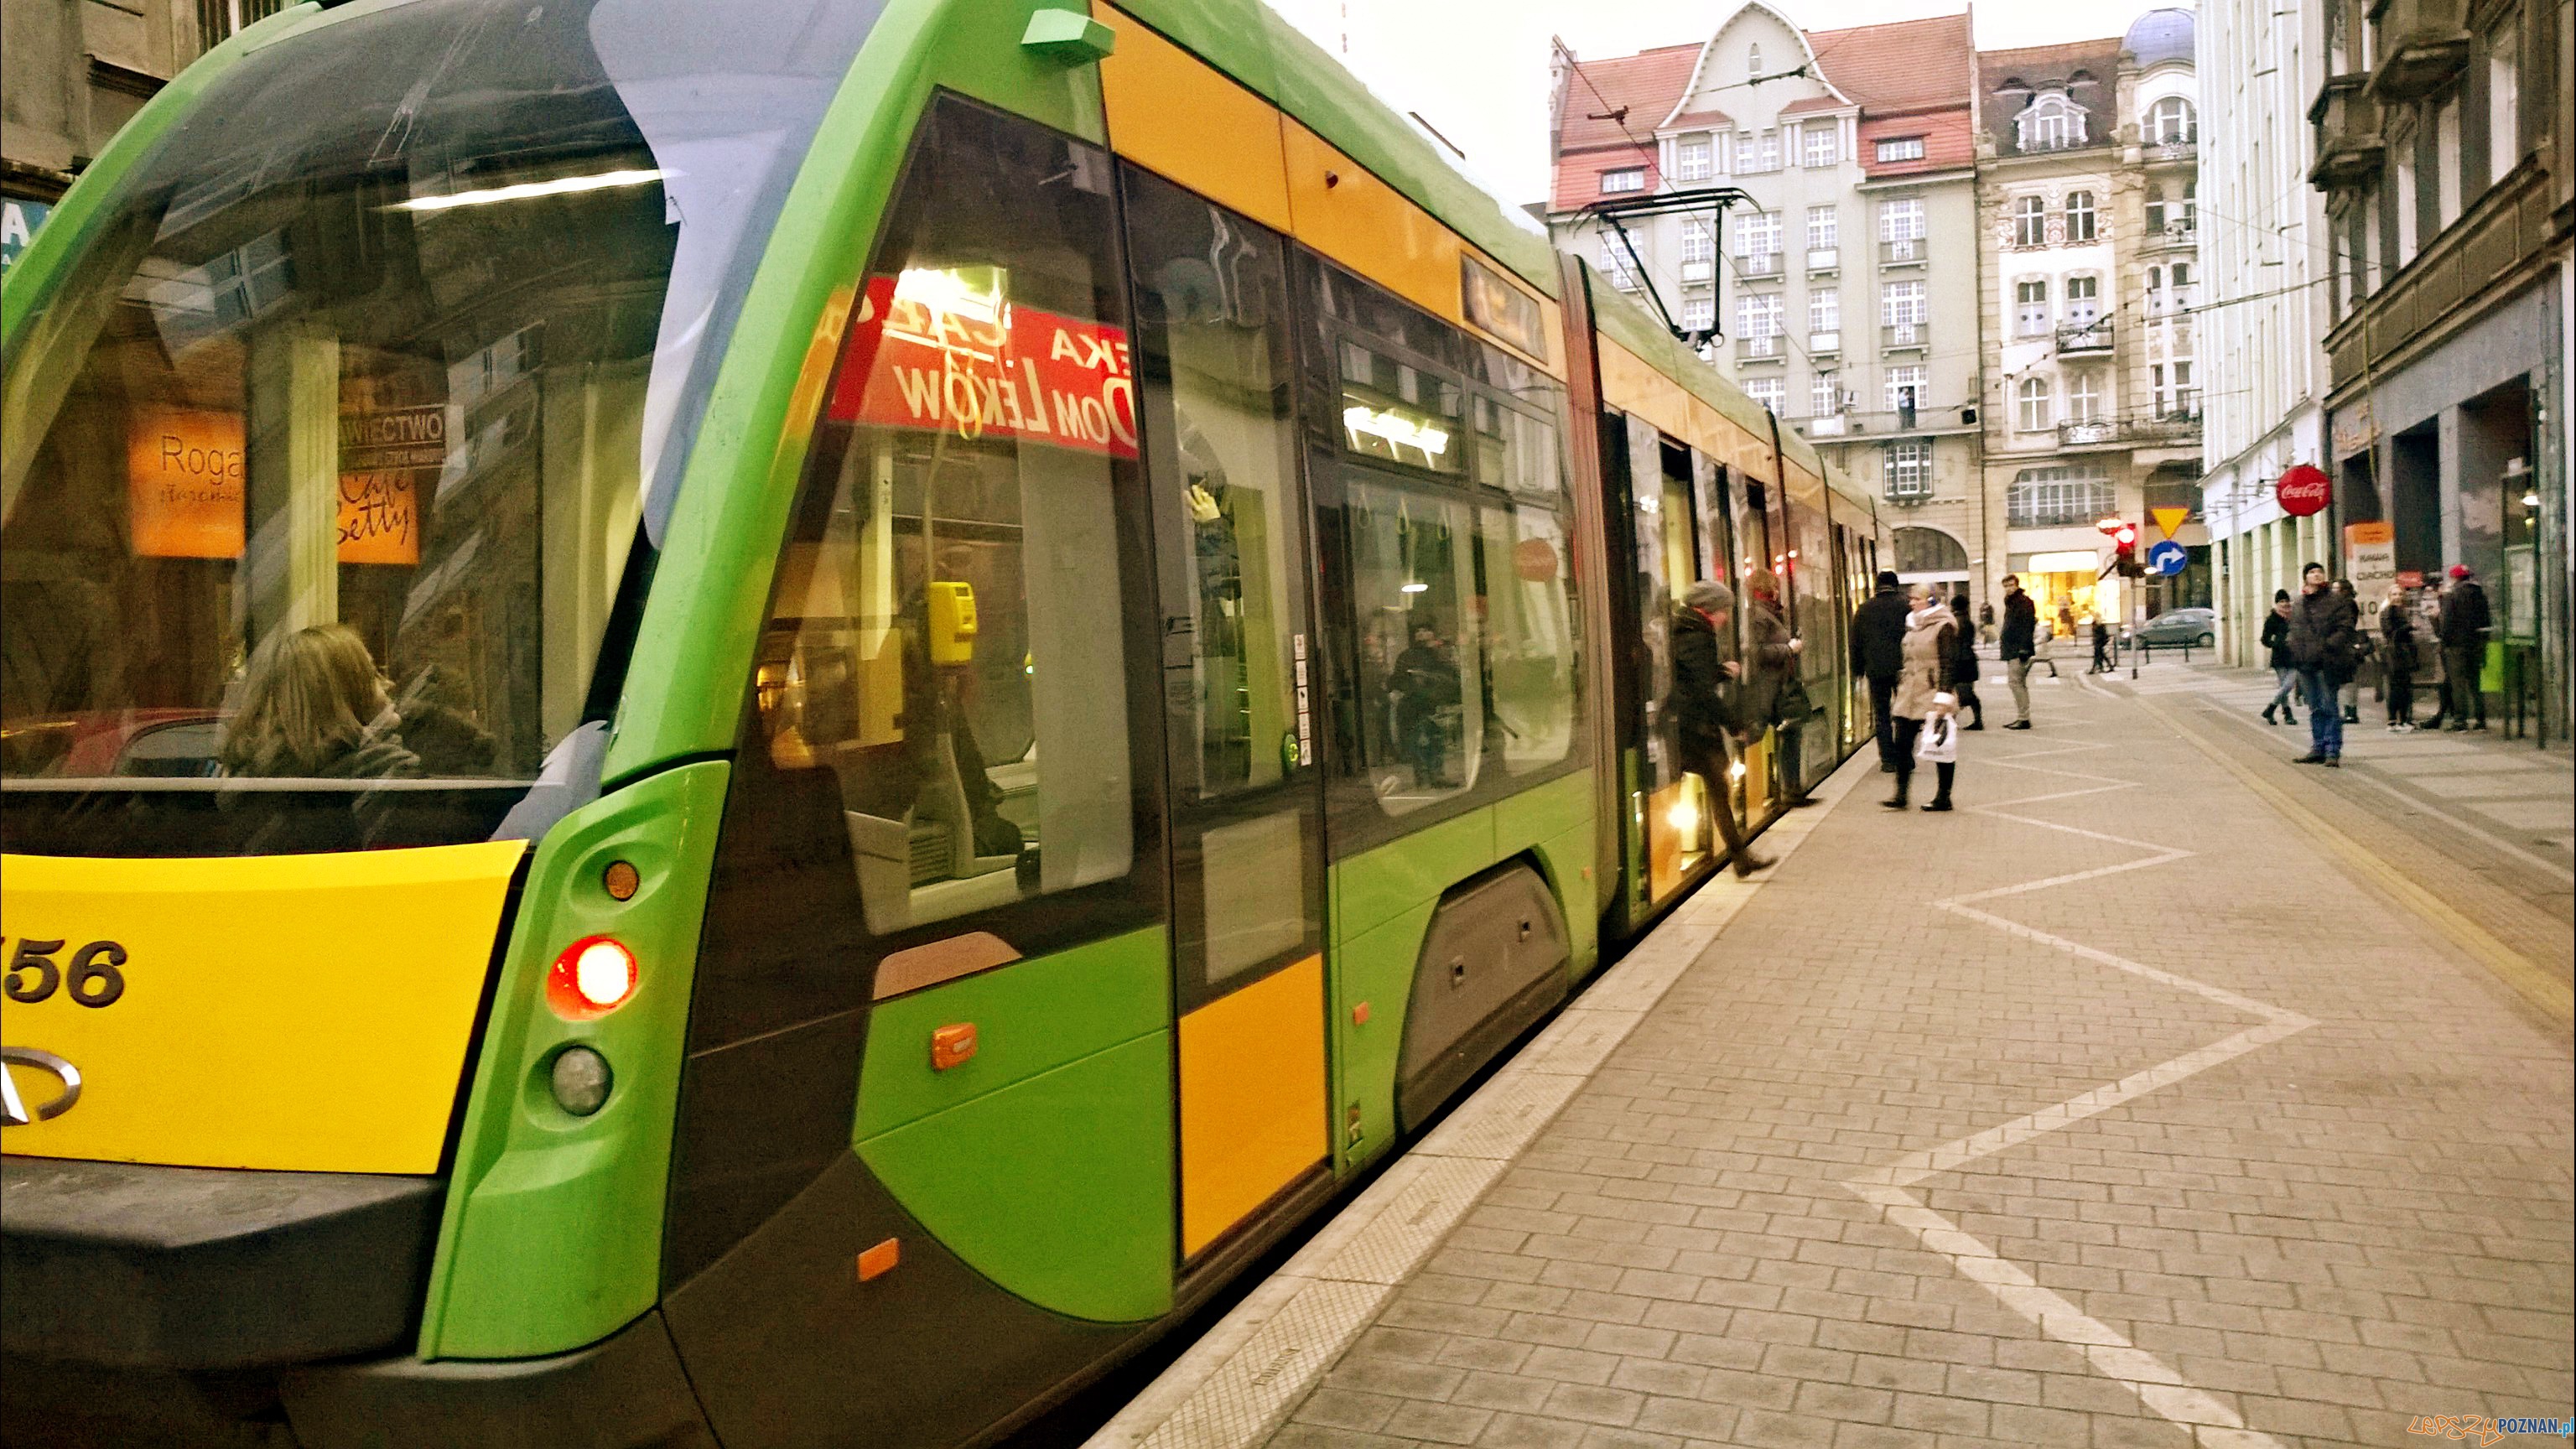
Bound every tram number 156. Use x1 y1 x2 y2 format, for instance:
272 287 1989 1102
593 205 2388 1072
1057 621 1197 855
3 939 128 1008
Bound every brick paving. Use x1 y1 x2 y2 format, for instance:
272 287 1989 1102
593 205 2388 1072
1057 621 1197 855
1266 683 2573 1449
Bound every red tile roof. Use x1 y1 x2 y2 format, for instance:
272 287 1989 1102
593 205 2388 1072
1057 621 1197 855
1977 39 2124 153
1549 10 1972 210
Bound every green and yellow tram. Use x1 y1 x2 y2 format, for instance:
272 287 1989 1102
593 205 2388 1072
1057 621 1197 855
0 0 1885 1442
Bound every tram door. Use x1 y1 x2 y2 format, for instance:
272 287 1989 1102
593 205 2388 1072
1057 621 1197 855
1123 166 1332 1264
1639 430 1711 901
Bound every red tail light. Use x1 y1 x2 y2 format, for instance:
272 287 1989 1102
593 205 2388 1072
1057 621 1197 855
547 936 637 1020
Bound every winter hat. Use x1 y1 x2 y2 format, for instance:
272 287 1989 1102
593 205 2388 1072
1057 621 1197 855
2449 564 2472 579
1685 580 1734 612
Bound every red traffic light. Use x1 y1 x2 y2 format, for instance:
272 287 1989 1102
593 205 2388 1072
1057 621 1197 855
2114 524 2138 549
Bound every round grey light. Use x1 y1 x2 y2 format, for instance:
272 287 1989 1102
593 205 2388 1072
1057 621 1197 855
550 1046 613 1117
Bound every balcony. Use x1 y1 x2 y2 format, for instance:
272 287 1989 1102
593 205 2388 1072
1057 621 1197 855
1680 259 1714 283
1737 252 1784 279
1805 414 1848 437
2146 129 2199 162
1805 246 1840 276
2147 219 2197 248
1881 320 1930 351
2307 74 2385 190
2056 319 2114 354
1809 330 1841 356
2366 0 2470 102
1737 334 1784 362
2054 414 2203 449
2057 418 2120 447
1879 236 1928 267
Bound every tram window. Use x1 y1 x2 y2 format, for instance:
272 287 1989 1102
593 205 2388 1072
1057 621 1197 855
1480 501 1576 776
1344 481 1482 813
755 95 1147 937
1339 342 1465 476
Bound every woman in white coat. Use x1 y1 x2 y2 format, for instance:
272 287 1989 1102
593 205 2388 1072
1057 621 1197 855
1885 589 1961 813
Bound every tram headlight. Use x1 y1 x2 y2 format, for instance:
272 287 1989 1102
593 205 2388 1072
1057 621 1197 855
550 1046 614 1117
547 935 638 1020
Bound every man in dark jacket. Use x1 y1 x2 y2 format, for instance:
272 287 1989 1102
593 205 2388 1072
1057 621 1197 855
1997 574 2038 730
1848 570 1909 771
1672 580 1769 876
2437 564 2491 730
2286 561 2359 765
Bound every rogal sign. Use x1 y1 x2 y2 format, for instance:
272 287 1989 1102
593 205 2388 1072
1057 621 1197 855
2276 462 2332 517
828 271 1138 460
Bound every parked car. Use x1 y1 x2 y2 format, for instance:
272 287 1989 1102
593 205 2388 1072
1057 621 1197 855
2122 606 2216 648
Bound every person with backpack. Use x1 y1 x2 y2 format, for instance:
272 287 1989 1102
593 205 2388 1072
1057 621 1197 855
2438 564 2492 730
2287 562 2359 766
1671 580 1770 877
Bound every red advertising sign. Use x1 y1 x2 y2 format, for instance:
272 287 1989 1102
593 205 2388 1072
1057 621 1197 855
828 273 1137 459
2396 569 2425 589
2277 462 2332 517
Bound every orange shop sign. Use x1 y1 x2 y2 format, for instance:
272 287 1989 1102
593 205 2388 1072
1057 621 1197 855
826 272 1138 460
128 408 247 558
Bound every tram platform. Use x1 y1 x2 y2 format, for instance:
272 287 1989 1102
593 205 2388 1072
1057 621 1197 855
1088 667 2573 1449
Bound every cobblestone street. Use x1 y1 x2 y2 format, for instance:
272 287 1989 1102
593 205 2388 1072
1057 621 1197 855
1253 677 2574 1449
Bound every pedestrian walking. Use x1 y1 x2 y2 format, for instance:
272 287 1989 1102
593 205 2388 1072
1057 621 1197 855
1671 580 1771 876
1998 574 2038 730
1884 588 1960 813
2089 615 2111 674
2379 585 2418 731
2437 564 2491 730
1742 569 1817 808
2287 561 2359 766
2332 579 2366 724
1947 593 1985 730
2258 589 2298 726
1849 570 1909 773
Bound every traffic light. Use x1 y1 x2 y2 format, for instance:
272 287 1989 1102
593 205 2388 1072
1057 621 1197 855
2111 522 2145 579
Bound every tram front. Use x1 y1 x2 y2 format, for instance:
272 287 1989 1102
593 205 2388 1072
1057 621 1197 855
1 0 883 1441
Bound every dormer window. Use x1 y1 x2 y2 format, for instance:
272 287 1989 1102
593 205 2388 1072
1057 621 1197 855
1601 167 1646 195
1674 133 1713 182
2016 89 2087 152
2148 96 2195 144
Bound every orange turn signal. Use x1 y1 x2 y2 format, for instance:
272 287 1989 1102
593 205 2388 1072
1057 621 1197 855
547 936 638 1020
858 1238 901 1281
930 1023 979 1071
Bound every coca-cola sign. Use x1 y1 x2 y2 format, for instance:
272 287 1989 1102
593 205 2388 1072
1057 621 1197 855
2277 462 2331 517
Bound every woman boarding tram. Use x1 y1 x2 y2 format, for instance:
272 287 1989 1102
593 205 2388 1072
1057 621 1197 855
0 0 1887 1443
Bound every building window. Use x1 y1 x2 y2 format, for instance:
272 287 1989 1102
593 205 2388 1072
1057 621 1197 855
2066 371 2101 422
1882 280 1926 326
2007 468 2114 527
1675 134 1713 181
1735 128 1781 174
2066 273 2100 325
1600 167 1645 195
1682 293 1716 330
1810 288 1840 335
1885 365 1927 413
2012 195 2046 247
2145 183 2167 232
1803 122 1839 168
2147 96 2195 144
2014 280 2049 335
2016 91 2086 151
2393 137 2418 264
2016 377 2052 432
1732 209 1782 257
2182 179 2197 230
1874 135 1925 163
2489 24 2521 179
1744 376 1784 413
1680 217 1715 265
2154 360 2197 417
1812 371 1841 418
1886 440 1933 496
1806 205 1839 250
1748 43 1763 76
1737 292 1782 339
1600 236 1639 289
2065 190 2096 241
1878 197 1925 242
198 0 289 49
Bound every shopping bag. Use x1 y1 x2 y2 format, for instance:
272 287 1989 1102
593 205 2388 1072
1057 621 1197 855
1914 710 1958 764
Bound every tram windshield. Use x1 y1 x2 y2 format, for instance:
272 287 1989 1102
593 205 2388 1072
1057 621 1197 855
0 0 880 854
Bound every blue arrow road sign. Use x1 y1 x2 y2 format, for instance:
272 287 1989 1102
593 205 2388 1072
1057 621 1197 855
2147 540 2188 576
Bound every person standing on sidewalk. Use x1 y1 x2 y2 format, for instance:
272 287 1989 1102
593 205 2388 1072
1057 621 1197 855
2379 585 2418 732
2438 564 2491 731
2332 579 2368 724
2288 562 2359 766
1998 574 2038 730
1849 570 1909 773
2260 589 2298 726
1947 593 1986 730
1671 580 1771 877
1742 569 1816 808
1885 588 1960 812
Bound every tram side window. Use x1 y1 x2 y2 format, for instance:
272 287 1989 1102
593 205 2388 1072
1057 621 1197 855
1476 401 1576 777
754 95 1148 937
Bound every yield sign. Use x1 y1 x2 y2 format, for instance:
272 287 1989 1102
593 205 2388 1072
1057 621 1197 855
2151 506 2189 539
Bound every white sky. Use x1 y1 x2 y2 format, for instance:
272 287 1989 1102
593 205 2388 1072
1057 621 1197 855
1259 0 2185 209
